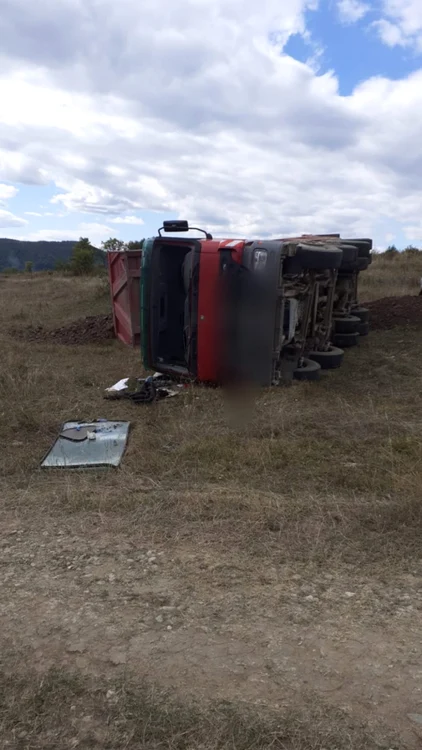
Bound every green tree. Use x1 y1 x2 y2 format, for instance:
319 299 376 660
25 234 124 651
24 260 33 273
127 240 144 250
403 245 420 255
102 238 126 253
385 245 399 257
70 237 96 275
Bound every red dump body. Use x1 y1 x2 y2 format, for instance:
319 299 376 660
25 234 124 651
107 250 142 347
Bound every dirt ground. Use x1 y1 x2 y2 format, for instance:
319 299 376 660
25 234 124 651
366 295 422 330
1 507 421 745
0 272 421 749
11 313 114 344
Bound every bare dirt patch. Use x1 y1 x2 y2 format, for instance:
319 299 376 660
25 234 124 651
1 508 420 749
365 295 422 330
11 313 115 345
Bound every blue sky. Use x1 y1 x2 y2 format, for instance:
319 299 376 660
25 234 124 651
1 0 422 250
286 1 422 96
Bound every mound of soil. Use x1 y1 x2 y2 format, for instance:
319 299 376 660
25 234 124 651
13 314 115 345
365 295 422 330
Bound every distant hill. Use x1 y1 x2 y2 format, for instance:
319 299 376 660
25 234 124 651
0 238 105 272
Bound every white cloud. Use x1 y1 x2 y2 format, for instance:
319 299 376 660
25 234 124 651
0 183 25 227
110 215 145 225
24 210 61 217
0 0 422 249
10 229 77 241
373 18 406 46
337 0 369 24
0 148 49 185
0 184 18 202
375 1 422 49
0 209 27 228
51 181 145 215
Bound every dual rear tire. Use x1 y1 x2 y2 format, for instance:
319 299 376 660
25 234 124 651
293 358 321 381
333 307 370 340
292 307 370 382
293 345 345 381
333 332 360 348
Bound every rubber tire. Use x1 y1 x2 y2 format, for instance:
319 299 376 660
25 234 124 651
284 243 343 274
339 244 358 272
333 332 359 348
352 307 370 323
357 321 370 337
293 358 321 381
333 315 361 334
357 257 370 271
308 346 345 370
341 239 372 257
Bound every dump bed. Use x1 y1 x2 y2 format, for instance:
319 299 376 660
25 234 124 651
107 250 142 347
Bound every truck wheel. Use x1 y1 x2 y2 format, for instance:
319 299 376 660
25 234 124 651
333 332 359 348
352 307 370 323
357 257 370 271
293 358 321 381
308 346 344 369
284 244 343 274
333 315 361 334
339 244 358 272
357 321 370 336
341 239 372 257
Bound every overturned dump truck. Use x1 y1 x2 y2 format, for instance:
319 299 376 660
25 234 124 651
140 221 372 386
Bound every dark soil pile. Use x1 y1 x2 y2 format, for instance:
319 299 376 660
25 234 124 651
13 314 115 345
365 295 422 330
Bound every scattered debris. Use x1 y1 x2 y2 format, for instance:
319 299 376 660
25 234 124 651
365 296 422 330
41 420 130 468
106 378 131 392
105 373 188 404
12 314 115 345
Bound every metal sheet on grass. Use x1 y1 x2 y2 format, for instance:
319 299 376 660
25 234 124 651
41 421 130 469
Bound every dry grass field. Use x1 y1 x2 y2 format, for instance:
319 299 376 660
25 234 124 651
0 253 421 749
360 250 422 301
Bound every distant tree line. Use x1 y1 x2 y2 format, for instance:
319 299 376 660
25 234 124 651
383 245 421 257
1 236 145 276
0 238 77 273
